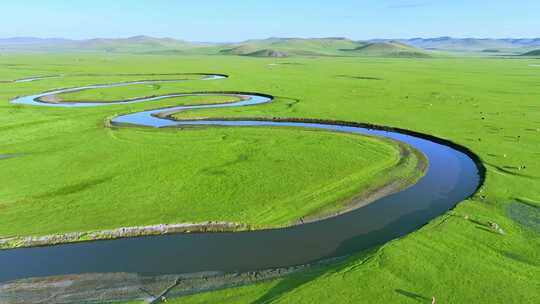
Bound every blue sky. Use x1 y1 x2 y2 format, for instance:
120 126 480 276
1 0 538 41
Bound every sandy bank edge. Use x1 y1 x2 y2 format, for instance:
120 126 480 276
0 257 344 304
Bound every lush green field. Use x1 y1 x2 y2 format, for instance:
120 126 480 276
167 57 540 303
42 72 210 103
47 87 243 104
0 54 422 238
1 53 539 303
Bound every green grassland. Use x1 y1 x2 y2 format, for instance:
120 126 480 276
50 85 243 104
0 56 422 237
165 57 540 303
2 124 411 236
0 53 539 303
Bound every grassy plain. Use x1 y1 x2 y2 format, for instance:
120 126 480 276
0 54 421 238
0 53 539 303
49 87 243 104
167 57 540 303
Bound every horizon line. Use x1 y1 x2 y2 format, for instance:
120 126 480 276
1 35 540 44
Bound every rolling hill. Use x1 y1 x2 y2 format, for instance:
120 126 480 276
68 35 209 52
220 46 289 57
343 41 429 57
3 35 540 56
0 35 211 53
219 37 363 56
0 36 365 57
243 49 290 58
219 38 432 57
397 37 540 53
520 49 540 56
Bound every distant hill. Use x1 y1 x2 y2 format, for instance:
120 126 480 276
343 41 429 57
220 45 260 55
520 49 540 56
0 36 363 56
244 49 289 58
481 49 501 53
220 46 289 57
70 36 206 52
400 37 515 51
0 37 75 51
0 37 72 46
396 37 540 52
0 35 211 53
220 37 363 56
2 35 540 56
220 38 433 57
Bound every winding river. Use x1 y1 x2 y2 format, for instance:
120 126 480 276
2 74 482 285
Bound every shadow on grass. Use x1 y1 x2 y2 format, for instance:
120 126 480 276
249 269 325 304
499 250 540 267
475 225 499 235
336 75 383 81
249 250 376 304
248 204 451 303
508 201 540 233
34 176 114 199
395 289 431 302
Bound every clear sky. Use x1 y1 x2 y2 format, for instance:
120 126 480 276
1 0 538 41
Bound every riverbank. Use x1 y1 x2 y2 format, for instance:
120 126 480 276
0 136 425 250
0 258 343 304
0 222 248 250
